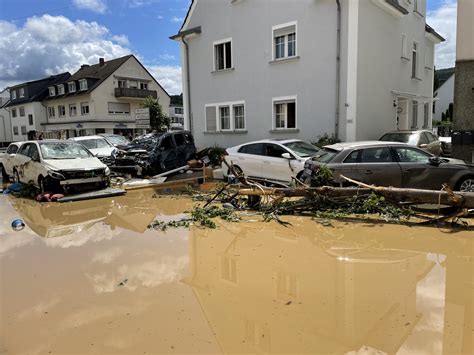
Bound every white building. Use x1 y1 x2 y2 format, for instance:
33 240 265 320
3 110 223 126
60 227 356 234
0 89 13 147
172 0 444 148
433 72 454 121
169 104 184 125
43 55 171 137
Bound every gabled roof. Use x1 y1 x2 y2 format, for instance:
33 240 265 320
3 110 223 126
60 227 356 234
425 24 446 42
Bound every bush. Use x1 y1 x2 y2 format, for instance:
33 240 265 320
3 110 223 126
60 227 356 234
312 133 341 148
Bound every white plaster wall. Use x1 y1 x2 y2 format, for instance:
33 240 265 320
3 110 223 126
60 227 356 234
433 74 454 121
456 0 474 61
10 102 46 141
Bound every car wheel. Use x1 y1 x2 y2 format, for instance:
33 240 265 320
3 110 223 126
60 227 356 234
38 176 48 194
457 177 474 192
13 169 20 184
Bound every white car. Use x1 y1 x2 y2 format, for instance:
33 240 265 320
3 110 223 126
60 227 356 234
1 142 24 181
11 140 110 193
69 136 116 165
223 139 321 183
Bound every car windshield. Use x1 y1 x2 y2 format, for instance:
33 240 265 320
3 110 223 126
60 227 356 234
105 135 129 146
283 141 320 158
40 142 93 160
311 148 339 163
78 138 111 149
380 133 418 145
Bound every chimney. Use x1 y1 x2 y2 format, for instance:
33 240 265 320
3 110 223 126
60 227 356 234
99 58 105 67
80 64 90 69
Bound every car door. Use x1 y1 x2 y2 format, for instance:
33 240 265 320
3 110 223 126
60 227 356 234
233 143 264 178
262 143 296 182
158 135 178 171
4 144 20 175
393 146 451 190
425 132 442 156
356 147 402 187
14 143 32 182
172 133 188 167
25 143 43 184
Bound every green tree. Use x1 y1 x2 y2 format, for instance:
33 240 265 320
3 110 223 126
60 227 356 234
142 96 170 132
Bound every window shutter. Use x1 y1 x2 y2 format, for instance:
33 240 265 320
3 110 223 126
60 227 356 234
108 102 130 114
274 24 296 38
206 106 217 132
401 34 408 58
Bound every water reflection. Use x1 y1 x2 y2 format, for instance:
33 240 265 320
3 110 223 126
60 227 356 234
185 221 473 354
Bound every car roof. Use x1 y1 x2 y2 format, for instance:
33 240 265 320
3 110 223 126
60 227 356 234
382 130 430 134
71 135 105 141
325 141 409 151
234 138 303 147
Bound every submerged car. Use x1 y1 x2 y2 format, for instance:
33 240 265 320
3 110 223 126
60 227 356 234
1 142 24 181
70 136 116 166
302 141 474 192
379 130 442 156
223 139 321 184
11 140 110 193
112 131 196 176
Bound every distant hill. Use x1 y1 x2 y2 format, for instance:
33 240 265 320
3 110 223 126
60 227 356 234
435 67 455 91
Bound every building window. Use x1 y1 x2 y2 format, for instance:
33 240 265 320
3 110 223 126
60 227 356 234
11 90 16 100
13 126 18 135
58 105 66 117
81 102 90 115
21 126 27 135
412 42 418 78
401 34 408 59
68 82 76 93
273 97 296 129
175 107 183 115
411 101 418 128
214 39 232 71
19 88 25 98
69 104 77 117
273 22 297 60
48 107 55 118
108 102 130 115
234 105 245 130
424 45 432 68
49 86 56 96
57 84 65 95
79 79 88 91
205 101 246 132
129 80 138 89
28 114 33 126
140 82 148 90
423 103 430 128
118 80 127 88
11 108 17 118
19 107 25 117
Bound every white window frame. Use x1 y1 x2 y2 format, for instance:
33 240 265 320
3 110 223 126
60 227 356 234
48 107 55 118
272 96 297 130
272 21 298 61
213 37 233 72
401 34 409 60
411 41 419 79
68 82 76 93
424 45 433 69
219 105 231 131
13 126 18 135
11 108 17 118
11 90 16 100
19 107 25 117
49 86 55 97
58 105 66 117
57 84 65 95
411 100 418 128
19 87 25 98
81 102 90 116
140 82 148 90
69 104 77 117
79 79 88 91
205 100 246 132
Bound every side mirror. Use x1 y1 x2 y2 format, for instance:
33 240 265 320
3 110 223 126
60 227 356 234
281 152 292 159
429 156 441 166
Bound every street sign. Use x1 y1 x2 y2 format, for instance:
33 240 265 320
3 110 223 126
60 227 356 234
135 108 150 128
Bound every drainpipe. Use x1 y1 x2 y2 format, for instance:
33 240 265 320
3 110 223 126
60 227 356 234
182 36 193 135
335 0 341 140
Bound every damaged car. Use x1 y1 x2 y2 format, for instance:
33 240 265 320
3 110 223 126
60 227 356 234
11 140 110 194
112 131 196 176
70 136 116 166
2 142 24 181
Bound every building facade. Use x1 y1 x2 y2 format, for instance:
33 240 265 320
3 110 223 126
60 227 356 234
0 89 13 147
433 72 454 121
453 0 474 162
43 55 171 137
172 0 444 148
169 104 184 126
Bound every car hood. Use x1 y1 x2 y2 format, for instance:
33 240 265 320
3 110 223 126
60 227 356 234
443 158 474 167
88 147 115 157
44 158 106 171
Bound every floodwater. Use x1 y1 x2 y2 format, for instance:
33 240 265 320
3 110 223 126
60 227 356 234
0 189 473 354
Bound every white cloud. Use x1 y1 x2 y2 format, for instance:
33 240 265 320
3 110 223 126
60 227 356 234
111 34 130 45
159 53 176 61
0 15 131 90
157 15 164 20
427 0 457 69
72 0 108 14
147 64 182 95
171 16 184 23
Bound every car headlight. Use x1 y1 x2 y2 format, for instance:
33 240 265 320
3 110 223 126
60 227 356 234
104 167 111 176
48 170 65 180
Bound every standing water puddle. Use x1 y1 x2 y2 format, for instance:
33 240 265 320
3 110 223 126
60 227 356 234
0 190 472 354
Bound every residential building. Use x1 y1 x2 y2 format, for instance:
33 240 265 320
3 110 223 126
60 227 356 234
172 0 444 148
0 89 13 147
169 104 184 125
43 55 171 137
453 0 474 162
433 69 454 121
5 72 71 141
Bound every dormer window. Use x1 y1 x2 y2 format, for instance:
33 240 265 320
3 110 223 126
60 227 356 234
79 79 88 91
57 84 65 95
49 86 56 97
68 82 76 93
19 88 25 98
11 90 16 100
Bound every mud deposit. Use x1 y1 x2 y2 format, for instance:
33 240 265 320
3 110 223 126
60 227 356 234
0 190 473 354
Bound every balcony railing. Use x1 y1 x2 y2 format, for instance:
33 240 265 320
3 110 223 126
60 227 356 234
115 87 157 99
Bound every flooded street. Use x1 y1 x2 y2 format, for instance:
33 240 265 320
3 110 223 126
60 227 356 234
0 189 473 354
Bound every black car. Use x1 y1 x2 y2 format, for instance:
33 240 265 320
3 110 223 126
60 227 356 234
112 131 196 176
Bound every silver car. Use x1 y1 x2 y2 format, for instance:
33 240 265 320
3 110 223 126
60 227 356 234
379 130 443 156
302 141 474 192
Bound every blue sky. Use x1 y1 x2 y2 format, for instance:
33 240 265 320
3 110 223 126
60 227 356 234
0 0 457 94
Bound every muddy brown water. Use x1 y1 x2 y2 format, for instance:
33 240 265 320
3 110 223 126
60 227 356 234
0 189 473 354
